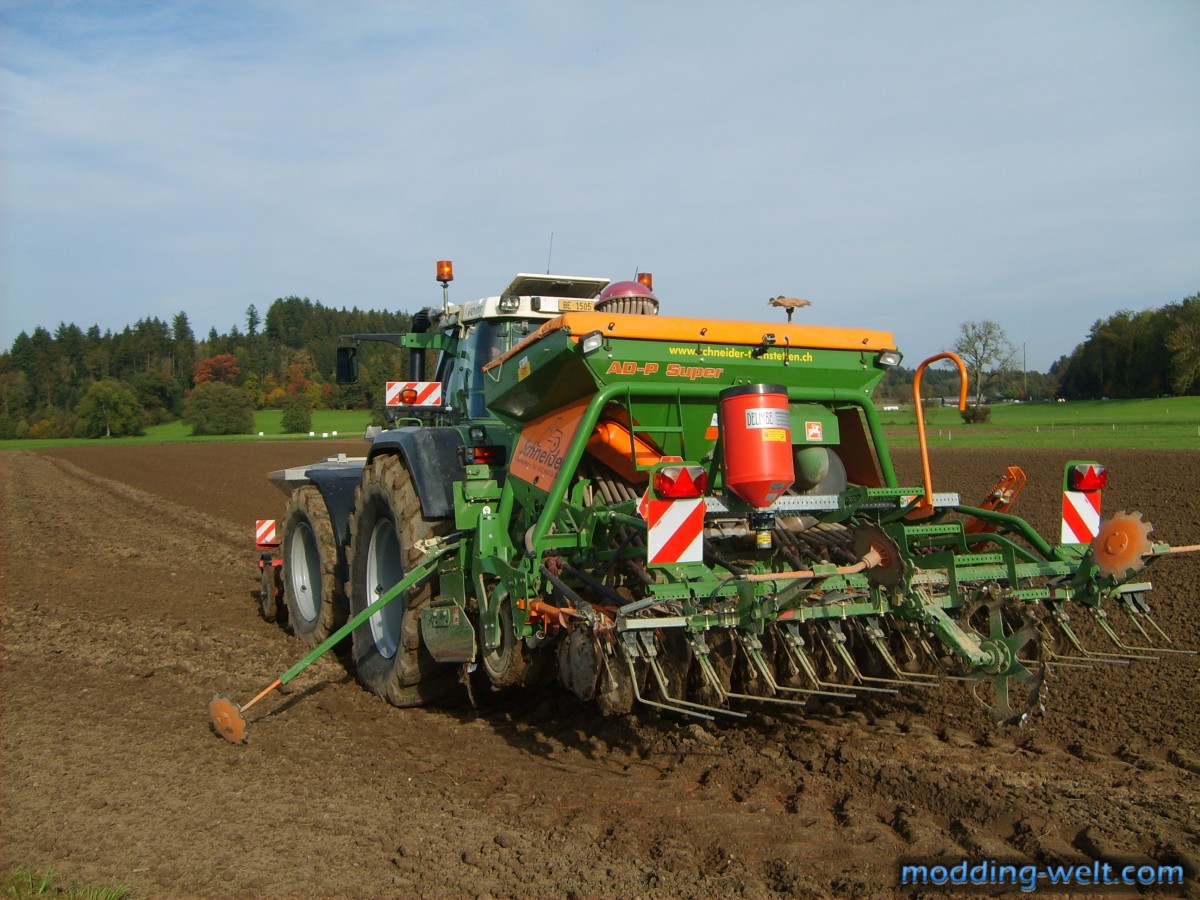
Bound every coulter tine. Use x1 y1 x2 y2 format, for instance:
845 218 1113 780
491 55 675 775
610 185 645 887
737 632 782 693
627 656 720 722
1047 601 1133 660
1142 617 1194 654
819 621 899 695
1142 613 1178 647
737 632 851 700
1048 646 1136 665
1120 601 1156 644
688 634 731 704
723 689 817 711
854 618 940 688
1088 607 1165 659
635 633 743 720
1045 658 1098 669
1118 593 1193 653
777 624 859 698
917 635 950 672
1045 602 1136 662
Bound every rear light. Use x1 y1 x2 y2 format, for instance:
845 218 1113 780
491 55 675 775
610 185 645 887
461 445 505 466
1068 463 1108 491
400 387 419 405
653 464 708 499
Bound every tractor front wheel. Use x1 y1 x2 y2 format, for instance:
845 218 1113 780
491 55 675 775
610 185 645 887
281 485 346 646
346 454 456 707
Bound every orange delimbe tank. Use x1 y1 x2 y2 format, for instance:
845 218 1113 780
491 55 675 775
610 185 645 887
719 383 795 508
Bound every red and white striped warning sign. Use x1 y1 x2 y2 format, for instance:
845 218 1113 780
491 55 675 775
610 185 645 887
385 381 443 407
255 519 279 547
639 496 705 565
1060 490 1102 544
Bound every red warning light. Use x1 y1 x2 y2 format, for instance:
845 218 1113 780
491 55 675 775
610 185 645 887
1069 463 1108 492
654 464 707 499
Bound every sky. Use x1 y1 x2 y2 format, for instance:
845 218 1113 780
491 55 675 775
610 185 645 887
1 1 1197 373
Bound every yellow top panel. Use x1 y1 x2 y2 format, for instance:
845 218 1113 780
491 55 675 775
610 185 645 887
485 312 895 371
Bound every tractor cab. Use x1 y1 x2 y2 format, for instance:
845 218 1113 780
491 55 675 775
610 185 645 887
430 271 611 421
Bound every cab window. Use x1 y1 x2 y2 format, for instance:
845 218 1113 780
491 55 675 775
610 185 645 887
437 319 538 419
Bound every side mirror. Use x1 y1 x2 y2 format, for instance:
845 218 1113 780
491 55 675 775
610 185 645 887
336 345 359 384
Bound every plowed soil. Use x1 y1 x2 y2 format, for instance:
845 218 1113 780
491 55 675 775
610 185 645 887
2 442 1198 898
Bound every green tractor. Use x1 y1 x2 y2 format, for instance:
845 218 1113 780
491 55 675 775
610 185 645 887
213 262 1196 742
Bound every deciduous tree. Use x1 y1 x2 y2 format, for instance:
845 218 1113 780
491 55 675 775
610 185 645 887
951 321 1016 407
75 378 144 438
280 392 312 433
193 353 241 385
183 381 254 435
1166 294 1200 394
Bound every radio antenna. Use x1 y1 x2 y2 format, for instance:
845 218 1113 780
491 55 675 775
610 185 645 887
546 232 554 274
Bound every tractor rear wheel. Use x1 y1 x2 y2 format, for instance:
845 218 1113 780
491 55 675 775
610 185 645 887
346 454 456 707
282 485 346 646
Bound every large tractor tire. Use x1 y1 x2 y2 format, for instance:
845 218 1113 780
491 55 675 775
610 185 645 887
281 485 346 646
346 454 457 707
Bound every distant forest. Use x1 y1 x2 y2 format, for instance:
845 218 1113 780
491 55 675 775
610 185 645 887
884 291 1200 405
1 292 1197 439
0 298 417 439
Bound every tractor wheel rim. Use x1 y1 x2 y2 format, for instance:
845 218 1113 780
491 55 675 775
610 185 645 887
365 518 404 659
288 521 321 622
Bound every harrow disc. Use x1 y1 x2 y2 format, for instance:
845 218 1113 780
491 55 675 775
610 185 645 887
208 694 247 744
258 564 280 623
1093 511 1154 580
557 626 602 702
595 649 638 716
966 598 1047 726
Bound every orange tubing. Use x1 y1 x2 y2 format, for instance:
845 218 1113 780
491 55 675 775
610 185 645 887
910 352 968 519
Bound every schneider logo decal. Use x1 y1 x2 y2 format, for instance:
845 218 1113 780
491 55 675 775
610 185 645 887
509 397 590 488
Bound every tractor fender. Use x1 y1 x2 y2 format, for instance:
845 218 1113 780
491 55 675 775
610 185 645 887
367 426 464 521
301 461 368 552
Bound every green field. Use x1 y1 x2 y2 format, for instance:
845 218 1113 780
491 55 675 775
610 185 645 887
882 396 1200 449
2 399 1198 452
0 409 372 451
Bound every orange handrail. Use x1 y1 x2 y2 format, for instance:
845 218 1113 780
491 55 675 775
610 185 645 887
910 352 968 519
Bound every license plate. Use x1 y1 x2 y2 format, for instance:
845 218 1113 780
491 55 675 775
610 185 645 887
559 299 595 311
